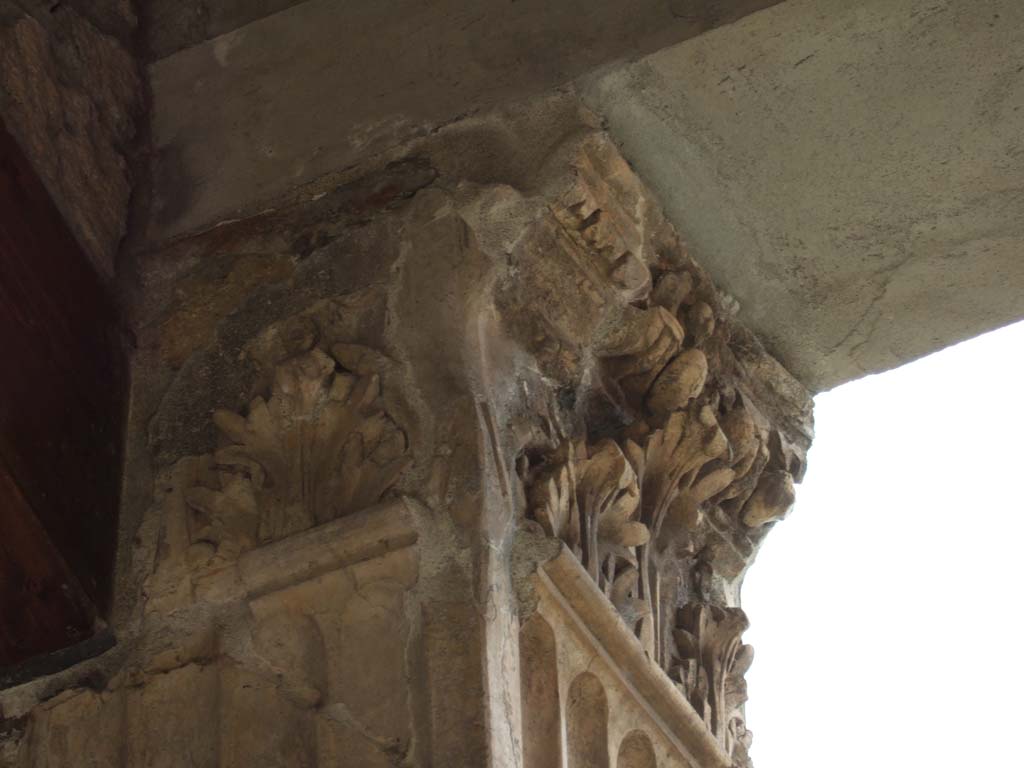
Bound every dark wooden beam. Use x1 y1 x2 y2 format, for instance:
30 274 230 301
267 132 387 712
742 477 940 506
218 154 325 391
0 468 95 667
0 117 127 669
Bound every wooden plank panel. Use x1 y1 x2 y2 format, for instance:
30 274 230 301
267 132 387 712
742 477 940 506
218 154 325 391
0 116 127 666
0 465 94 667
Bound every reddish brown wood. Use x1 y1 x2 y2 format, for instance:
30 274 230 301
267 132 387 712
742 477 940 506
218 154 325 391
0 467 94 667
0 117 127 667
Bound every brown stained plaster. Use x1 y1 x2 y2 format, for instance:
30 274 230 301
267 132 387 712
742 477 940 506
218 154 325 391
131 157 440 350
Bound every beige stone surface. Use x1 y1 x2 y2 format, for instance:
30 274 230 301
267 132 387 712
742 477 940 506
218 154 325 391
251 550 418 764
5 3 1023 764
218 663 319 767
4 502 423 767
582 0 1024 390
126 664 220 768
23 689 125 768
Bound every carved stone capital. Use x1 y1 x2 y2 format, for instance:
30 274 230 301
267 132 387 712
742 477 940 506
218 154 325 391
2 101 814 768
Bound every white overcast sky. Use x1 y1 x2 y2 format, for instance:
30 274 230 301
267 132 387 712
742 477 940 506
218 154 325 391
744 318 1024 767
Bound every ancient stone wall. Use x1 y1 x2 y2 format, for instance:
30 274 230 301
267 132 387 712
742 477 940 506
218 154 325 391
0 0 142 276
0 93 811 767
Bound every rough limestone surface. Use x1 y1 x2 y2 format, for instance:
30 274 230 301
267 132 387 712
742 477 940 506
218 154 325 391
0 93 811 768
143 0 304 59
0 0 142 277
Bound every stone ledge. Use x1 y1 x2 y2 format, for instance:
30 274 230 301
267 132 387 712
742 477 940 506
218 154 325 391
192 499 418 606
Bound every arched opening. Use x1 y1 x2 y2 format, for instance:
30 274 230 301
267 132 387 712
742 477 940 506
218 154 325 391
616 730 657 768
567 672 609 768
519 614 562 768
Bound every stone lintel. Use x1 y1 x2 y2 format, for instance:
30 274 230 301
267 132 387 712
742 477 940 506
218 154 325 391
144 0 784 243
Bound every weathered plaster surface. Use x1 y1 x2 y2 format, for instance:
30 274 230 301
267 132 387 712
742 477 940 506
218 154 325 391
582 0 1024 390
142 0 781 243
141 0 1024 390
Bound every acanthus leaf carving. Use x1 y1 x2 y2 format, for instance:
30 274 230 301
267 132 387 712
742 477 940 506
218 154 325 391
598 306 684 406
645 348 709 419
529 439 650 627
210 348 409 543
526 404 735 652
510 154 811 766
155 344 410 582
671 602 754 767
625 406 731 664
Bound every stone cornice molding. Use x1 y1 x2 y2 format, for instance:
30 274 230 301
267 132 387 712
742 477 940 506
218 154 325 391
536 547 733 768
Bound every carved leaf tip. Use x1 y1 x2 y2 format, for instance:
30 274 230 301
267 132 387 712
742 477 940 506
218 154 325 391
741 470 795 528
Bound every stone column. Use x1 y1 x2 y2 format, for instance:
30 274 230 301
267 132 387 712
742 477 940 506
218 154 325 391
0 95 812 768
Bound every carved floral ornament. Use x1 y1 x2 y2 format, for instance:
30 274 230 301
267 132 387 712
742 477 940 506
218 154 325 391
673 603 754 766
529 406 738 644
154 343 410 576
135 162 800 765
522 235 804 765
525 266 798 635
